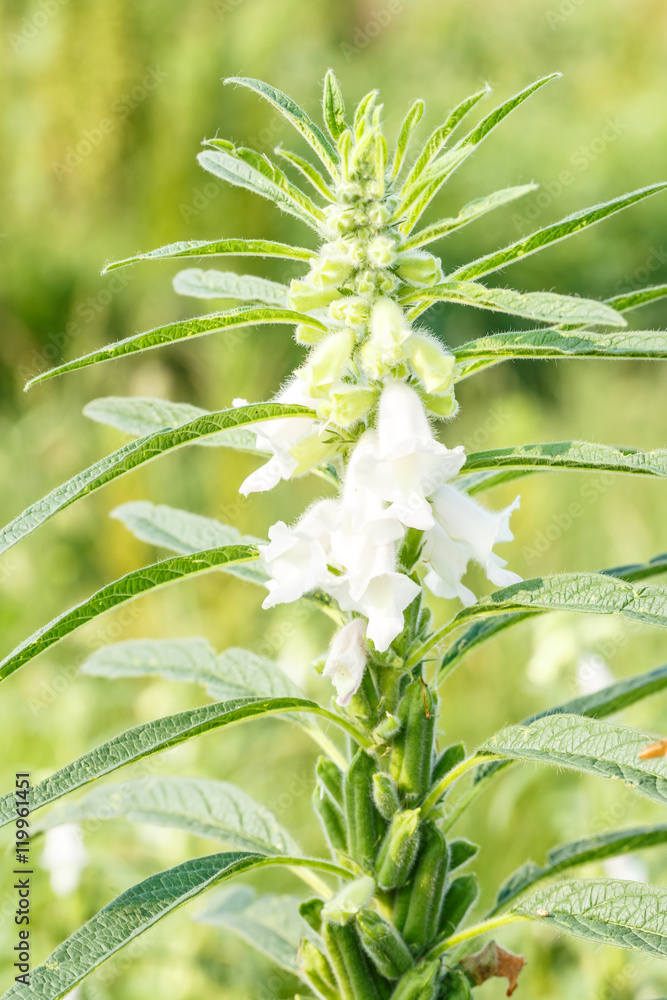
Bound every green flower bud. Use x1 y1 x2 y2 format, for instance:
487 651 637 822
344 749 386 872
391 960 441 1000
390 679 437 803
438 873 479 939
288 278 341 311
359 297 412 378
356 909 413 980
372 713 402 747
322 920 388 1000
323 203 358 237
396 251 443 287
354 270 380 296
401 820 450 949
323 875 376 925
299 937 339 1000
407 334 455 395
367 235 397 269
298 330 354 396
290 432 338 476
313 785 348 853
371 771 401 820
310 253 354 289
322 384 376 428
299 897 324 934
375 808 421 889
440 968 473 1000
329 295 370 327
448 839 479 872
431 742 466 786
295 323 329 345
367 200 392 227
422 388 458 419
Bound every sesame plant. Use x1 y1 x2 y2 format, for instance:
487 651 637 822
4 71 667 1000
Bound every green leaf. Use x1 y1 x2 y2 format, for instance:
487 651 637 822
515 878 667 959
225 76 339 176
437 554 667 680
198 147 324 229
450 183 667 282
480 713 667 807
26 306 326 386
0 852 348 1000
196 886 314 974
454 328 667 380
0 403 312 558
494 823 667 913
400 184 538 252
37 776 301 855
172 268 289 305
275 145 334 199
390 98 425 181
0 696 367 829
459 440 667 480
111 500 263 560
323 68 347 141
403 281 625 328
102 238 314 273
0 545 259 683
607 283 667 314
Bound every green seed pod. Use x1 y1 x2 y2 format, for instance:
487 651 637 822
299 898 324 934
391 959 441 1000
375 809 421 889
392 879 412 935
439 968 472 1000
431 743 466 786
390 679 437 803
448 839 479 872
322 919 388 1000
438 874 479 939
344 749 385 871
356 909 413 979
316 756 345 809
402 821 450 950
314 787 348 854
372 772 401 821
299 938 339 1000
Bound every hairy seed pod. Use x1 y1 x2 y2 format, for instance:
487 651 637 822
356 909 413 979
447 839 479 872
317 756 345 809
299 938 339 1000
401 821 450 950
322 919 389 1000
372 772 401 821
313 787 348 853
439 968 472 1000
438 874 479 939
344 749 385 871
390 960 441 1000
431 742 466 786
390 679 437 803
299 898 324 934
375 808 421 889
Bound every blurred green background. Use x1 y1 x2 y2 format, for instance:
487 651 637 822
1 0 667 997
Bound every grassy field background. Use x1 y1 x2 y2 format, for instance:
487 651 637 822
1 1 667 997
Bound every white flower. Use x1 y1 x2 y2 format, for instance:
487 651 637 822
258 500 339 608
323 619 368 705
239 379 320 496
353 381 462 529
40 824 88 897
424 486 521 606
576 654 615 695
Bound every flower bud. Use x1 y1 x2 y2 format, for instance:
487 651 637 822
439 969 473 1000
323 618 367 705
298 330 354 398
371 771 401 820
375 808 421 889
322 875 375 924
320 385 375 429
344 749 386 872
367 200 392 227
422 389 458 419
367 235 397 269
356 909 413 980
289 431 337 476
329 296 370 327
353 270 379 296
295 323 329 345
391 960 441 1000
288 279 341 311
396 251 443 287
322 203 357 237
310 253 354 289
408 334 455 395
359 297 412 378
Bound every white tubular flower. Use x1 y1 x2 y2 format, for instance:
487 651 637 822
424 485 521 606
258 500 339 609
359 297 412 378
239 379 320 496
40 824 88 897
323 619 368 705
354 381 463 530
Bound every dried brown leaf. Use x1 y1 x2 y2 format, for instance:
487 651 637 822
460 940 526 997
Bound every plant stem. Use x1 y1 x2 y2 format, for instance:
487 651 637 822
424 914 530 959
421 754 499 815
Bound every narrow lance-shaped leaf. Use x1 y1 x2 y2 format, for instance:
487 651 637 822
275 145 334 200
480 713 667 807
323 68 347 141
196 886 314 975
225 76 339 176
102 238 314 273
492 823 667 914
0 545 259 683
36 776 301 856
403 281 625 328
389 98 425 181
450 183 667 282
0 403 314 558
0 852 350 1000
515 878 667 960
607 283 667 314
459 440 667 480
172 269 289 305
0 696 368 829
454 328 667 380
437 554 667 680
26 306 326 388
400 184 539 252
